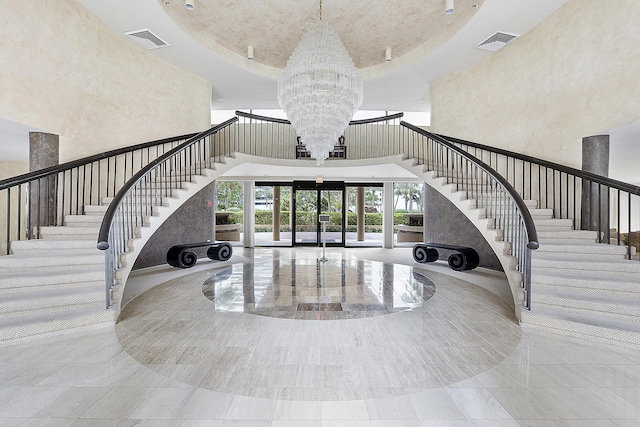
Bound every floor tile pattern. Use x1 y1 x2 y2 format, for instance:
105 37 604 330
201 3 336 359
2 248 640 425
116 249 520 400
201 249 436 319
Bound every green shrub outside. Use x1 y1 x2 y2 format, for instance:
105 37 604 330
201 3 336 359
226 211 418 227
255 210 291 225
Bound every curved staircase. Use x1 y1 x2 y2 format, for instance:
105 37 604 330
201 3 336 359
2 113 640 350
0 208 114 345
0 154 237 345
524 228 640 348
401 150 640 349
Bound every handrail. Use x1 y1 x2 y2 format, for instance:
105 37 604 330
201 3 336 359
440 134 640 195
349 112 404 125
235 110 291 125
404 123 539 249
97 117 238 250
1 131 199 254
0 133 197 190
235 110 404 126
438 133 640 259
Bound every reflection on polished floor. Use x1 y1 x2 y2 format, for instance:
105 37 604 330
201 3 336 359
2 247 640 425
116 248 520 400
201 250 436 319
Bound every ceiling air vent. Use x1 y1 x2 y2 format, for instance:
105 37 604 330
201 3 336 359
476 31 519 52
124 28 169 50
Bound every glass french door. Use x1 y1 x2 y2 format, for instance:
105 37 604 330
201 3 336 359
294 189 318 244
293 181 345 246
320 189 343 245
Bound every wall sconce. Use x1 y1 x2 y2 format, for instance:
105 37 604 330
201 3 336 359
185 1 194 10
385 47 392 63
445 0 454 14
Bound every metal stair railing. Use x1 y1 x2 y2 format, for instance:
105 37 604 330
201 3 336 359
211 111 406 160
92 112 539 309
0 132 198 255
441 134 640 260
1 109 543 310
401 122 539 309
96 117 238 308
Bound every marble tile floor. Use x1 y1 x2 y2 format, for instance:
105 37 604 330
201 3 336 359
1 247 640 425
199 249 437 319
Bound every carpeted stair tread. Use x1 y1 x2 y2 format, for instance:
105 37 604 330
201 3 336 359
83 205 109 215
532 256 640 273
535 242 631 255
0 267 105 289
0 280 105 296
521 309 640 348
533 218 573 227
10 239 98 253
0 252 104 268
532 251 630 262
536 230 599 239
532 291 640 314
0 287 105 314
532 268 640 288
0 305 116 344
40 226 99 235
64 214 104 223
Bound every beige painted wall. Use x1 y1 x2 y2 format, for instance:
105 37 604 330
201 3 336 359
0 161 27 181
430 0 640 169
0 0 211 163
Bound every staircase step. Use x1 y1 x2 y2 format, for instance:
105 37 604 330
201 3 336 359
91 201 165 215
39 226 99 240
536 230 598 244
533 250 630 262
0 155 231 345
0 287 105 315
0 267 104 290
0 280 105 296
529 209 554 219
470 199 538 209
64 214 104 226
521 309 640 349
83 205 108 215
10 239 99 254
101 196 171 205
532 256 640 273
532 269 640 293
531 293 640 322
532 218 573 229
0 252 104 269
0 304 116 345
535 242 631 256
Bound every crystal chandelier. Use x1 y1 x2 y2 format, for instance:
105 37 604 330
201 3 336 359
277 1 363 165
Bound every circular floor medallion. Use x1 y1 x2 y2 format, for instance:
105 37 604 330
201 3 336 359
201 251 435 319
116 248 521 400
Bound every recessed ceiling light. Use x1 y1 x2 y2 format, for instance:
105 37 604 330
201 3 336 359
217 97 226 102
417 99 426 104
